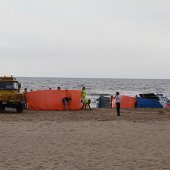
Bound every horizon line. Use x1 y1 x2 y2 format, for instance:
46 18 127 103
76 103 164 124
15 76 170 80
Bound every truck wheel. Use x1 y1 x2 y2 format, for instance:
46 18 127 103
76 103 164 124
16 104 23 113
0 105 5 111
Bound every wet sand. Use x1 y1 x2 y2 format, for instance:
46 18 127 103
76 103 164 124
0 108 170 170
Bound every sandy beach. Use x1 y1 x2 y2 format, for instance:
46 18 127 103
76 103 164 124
0 108 170 170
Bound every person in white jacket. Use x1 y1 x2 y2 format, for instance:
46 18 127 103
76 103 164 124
115 92 120 116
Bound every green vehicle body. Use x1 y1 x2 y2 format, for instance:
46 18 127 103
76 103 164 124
0 76 25 113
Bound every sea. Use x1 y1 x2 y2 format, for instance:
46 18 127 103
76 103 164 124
18 77 170 106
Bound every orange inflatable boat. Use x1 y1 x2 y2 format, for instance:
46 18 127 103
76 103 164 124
25 90 83 111
112 95 136 109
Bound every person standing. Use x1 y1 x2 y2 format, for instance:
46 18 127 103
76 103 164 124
115 92 120 116
62 97 72 111
84 97 91 110
81 86 87 109
96 98 99 108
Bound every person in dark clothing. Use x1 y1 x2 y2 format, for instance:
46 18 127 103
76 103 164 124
62 97 72 111
115 92 120 116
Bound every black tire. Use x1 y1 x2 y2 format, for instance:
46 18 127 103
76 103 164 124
0 105 5 111
16 104 23 113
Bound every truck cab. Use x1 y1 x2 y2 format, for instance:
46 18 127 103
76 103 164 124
0 76 25 113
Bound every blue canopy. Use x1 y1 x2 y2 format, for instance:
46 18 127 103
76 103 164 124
137 97 163 108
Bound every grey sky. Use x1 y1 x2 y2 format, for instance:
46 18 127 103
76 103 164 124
0 0 170 78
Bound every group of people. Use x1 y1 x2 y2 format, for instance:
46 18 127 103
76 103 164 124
62 86 121 116
81 87 91 110
62 86 91 111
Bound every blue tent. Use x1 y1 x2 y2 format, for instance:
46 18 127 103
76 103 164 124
137 97 163 108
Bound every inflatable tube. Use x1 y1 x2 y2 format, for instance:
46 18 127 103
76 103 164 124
112 95 136 109
137 98 163 108
26 90 83 111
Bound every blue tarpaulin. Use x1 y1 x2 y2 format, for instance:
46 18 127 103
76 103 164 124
137 97 163 108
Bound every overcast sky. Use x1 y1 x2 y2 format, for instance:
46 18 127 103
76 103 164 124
0 0 170 78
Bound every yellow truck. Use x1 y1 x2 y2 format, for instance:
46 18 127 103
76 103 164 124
0 76 25 113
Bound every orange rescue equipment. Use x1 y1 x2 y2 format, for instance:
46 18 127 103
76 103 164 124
112 95 136 109
26 90 82 111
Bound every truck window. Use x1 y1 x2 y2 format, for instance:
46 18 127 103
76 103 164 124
0 82 19 90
